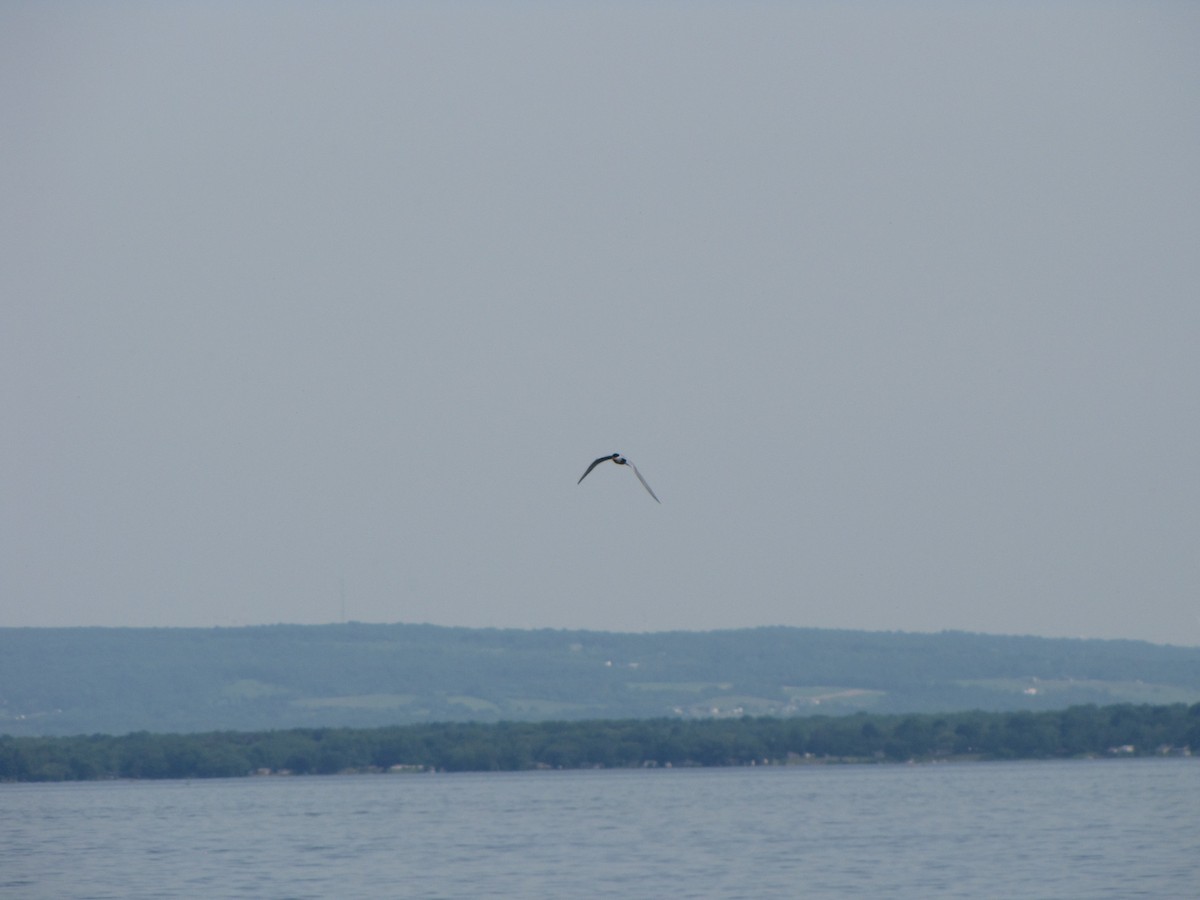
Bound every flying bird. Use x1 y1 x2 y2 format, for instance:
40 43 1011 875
577 453 660 503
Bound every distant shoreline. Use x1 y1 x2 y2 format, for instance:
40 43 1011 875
2 702 1195 783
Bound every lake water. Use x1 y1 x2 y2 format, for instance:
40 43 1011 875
2 759 1196 898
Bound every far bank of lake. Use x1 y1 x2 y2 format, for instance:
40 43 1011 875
3 701 1196 782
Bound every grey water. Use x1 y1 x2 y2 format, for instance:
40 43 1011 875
2 759 1196 899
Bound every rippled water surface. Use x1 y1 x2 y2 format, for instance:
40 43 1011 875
3 759 1196 898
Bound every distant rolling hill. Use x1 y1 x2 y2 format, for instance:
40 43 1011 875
2 623 1198 736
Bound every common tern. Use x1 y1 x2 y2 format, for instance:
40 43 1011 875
577 453 660 503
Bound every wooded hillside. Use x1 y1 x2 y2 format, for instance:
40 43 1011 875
2 623 1198 736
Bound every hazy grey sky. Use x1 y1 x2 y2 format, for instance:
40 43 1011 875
3 3 1198 645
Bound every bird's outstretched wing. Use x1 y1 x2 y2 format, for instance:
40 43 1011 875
577 455 615 484
626 461 661 503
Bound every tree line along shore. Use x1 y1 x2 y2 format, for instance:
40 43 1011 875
2 702 1196 782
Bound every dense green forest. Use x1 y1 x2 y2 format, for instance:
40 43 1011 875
3 624 1199 736
1 704 1195 782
